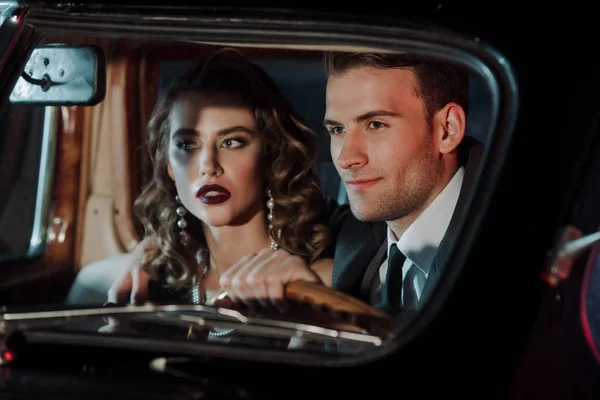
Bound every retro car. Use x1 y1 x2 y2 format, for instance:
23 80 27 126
0 2 598 399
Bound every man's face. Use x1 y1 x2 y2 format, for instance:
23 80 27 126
325 67 443 222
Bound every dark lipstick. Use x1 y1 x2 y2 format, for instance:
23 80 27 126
196 184 231 204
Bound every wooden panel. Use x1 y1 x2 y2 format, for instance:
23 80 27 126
73 105 93 265
110 53 143 251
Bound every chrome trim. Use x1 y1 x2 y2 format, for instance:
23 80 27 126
560 230 600 258
0 3 17 26
1 303 238 321
0 304 385 345
27 106 58 256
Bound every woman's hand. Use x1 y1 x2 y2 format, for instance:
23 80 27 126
106 235 157 304
218 248 322 311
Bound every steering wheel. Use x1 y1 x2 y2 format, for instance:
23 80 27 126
209 281 396 339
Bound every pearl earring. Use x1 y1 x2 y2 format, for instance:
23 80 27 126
175 195 190 246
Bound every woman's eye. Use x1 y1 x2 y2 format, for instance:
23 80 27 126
175 140 196 151
328 126 345 136
222 138 244 148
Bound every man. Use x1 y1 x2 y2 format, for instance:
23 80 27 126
105 51 483 315
320 52 482 313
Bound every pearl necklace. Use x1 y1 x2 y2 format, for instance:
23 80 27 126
191 251 234 338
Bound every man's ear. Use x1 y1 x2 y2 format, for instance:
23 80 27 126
167 163 175 181
433 102 466 155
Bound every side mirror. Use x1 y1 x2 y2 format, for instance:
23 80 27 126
9 44 106 106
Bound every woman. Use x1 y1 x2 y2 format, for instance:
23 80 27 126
133 48 335 305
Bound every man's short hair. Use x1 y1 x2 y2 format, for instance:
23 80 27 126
324 52 469 121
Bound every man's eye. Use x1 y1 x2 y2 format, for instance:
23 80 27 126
368 121 385 129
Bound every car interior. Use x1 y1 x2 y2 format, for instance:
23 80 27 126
12 38 493 307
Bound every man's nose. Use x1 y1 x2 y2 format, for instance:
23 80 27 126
198 147 223 177
335 129 368 170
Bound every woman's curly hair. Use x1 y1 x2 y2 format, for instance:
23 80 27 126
134 48 331 290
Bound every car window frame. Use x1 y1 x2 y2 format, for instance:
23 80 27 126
0 4 519 367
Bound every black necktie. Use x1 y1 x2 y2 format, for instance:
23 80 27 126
381 244 406 306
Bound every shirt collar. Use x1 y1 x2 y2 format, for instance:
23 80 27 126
386 166 465 276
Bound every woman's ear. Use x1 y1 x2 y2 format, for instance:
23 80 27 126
433 102 466 155
167 163 175 181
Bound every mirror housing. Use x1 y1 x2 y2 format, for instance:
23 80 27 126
9 44 106 106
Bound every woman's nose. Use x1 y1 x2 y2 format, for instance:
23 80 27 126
199 147 223 177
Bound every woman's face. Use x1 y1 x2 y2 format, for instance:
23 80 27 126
167 91 265 228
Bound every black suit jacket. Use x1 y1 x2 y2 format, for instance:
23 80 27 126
329 136 485 311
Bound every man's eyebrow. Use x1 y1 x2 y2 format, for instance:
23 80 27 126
171 126 257 139
323 111 401 127
355 110 401 122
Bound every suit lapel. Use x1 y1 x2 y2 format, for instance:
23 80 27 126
332 214 386 300
359 241 388 301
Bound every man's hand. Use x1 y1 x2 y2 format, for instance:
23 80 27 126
106 235 156 305
219 248 322 311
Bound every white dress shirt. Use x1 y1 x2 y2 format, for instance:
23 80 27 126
377 166 465 305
